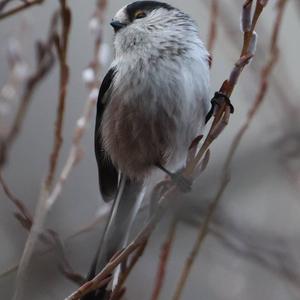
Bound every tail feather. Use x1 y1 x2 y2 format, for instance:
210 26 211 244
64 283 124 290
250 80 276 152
83 175 144 299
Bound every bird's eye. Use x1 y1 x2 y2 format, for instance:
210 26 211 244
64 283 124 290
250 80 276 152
134 11 146 19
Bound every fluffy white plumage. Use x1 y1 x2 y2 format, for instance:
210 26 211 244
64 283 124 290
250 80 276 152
87 3 211 298
101 2 210 178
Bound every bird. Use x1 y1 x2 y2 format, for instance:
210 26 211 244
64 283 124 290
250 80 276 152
84 1 211 298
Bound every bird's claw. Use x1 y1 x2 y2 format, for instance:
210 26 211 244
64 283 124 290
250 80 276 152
170 173 192 193
205 92 234 123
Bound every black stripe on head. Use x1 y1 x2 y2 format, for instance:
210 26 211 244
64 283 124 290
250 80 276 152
126 1 174 21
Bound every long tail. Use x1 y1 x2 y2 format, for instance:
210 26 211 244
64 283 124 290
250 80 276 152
83 175 145 299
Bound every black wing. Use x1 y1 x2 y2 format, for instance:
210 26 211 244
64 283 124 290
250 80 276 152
94 67 118 202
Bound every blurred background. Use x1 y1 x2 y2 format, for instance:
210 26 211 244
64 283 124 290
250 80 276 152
1 0 300 299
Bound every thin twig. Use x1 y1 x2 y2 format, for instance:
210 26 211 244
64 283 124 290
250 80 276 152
46 0 71 187
150 219 178 300
0 0 44 21
109 240 148 300
0 171 32 225
11 2 72 299
10 1 107 298
0 209 109 280
0 0 13 12
0 14 57 167
64 196 167 300
207 0 219 56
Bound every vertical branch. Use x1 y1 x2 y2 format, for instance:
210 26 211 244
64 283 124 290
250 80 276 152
45 0 109 212
0 171 33 225
109 241 148 300
11 2 72 299
150 219 178 300
46 0 71 187
0 39 55 167
12 0 110 298
207 0 219 56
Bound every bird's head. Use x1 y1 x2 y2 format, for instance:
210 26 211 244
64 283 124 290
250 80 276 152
110 1 174 33
110 1 193 56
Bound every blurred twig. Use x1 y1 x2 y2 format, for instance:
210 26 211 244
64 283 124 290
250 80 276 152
109 240 148 300
172 1 288 299
46 0 71 188
45 0 108 212
11 0 108 298
0 169 84 284
0 171 32 226
0 0 13 12
12 2 72 299
0 206 109 280
150 219 178 300
207 0 219 57
0 15 57 167
0 0 44 20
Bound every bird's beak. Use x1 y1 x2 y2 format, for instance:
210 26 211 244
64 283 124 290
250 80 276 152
110 20 127 32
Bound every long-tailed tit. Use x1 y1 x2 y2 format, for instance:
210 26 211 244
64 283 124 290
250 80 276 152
84 1 211 299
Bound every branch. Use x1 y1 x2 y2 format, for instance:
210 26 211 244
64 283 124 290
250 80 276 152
0 206 109 280
0 171 32 226
0 0 13 12
0 14 57 167
109 240 148 300
46 0 71 188
11 0 109 298
0 0 44 21
207 0 219 56
150 219 178 300
11 2 72 299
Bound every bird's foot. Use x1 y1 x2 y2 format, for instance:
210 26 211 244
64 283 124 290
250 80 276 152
169 172 192 193
205 92 234 123
156 164 192 193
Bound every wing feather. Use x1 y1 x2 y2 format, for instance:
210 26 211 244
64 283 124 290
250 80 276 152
94 67 118 202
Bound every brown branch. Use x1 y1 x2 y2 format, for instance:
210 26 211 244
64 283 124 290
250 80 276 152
0 0 44 21
64 193 168 300
207 0 219 56
0 166 84 284
0 0 13 11
46 0 71 188
0 171 32 225
0 208 109 280
44 0 108 212
0 12 57 167
10 1 108 298
172 1 288 300
109 240 148 300
150 219 178 300
11 2 73 299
